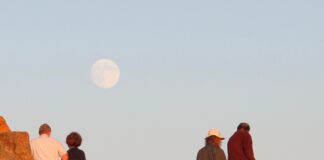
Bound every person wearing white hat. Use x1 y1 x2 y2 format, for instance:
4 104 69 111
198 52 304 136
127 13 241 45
196 128 226 160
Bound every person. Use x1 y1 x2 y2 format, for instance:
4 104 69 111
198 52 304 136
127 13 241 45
66 132 86 160
196 128 226 160
227 122 256 160
30 123 68 160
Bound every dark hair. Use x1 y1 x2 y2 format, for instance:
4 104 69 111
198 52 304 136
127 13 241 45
237 123 250 131
66 132 82 148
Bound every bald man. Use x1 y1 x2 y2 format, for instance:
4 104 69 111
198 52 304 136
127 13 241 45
30 123 68 160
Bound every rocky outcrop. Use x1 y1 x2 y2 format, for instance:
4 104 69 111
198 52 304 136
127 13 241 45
0 116 11 133
0 116 33 160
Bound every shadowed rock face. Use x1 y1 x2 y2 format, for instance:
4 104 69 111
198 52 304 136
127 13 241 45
0 116 33 160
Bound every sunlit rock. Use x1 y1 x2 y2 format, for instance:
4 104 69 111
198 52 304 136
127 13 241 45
0 116 33 160
0 116 11 133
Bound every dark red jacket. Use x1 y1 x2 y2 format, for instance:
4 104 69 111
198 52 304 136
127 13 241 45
227 130 255 160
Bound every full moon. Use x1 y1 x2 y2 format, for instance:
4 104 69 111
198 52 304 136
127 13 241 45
91 59 120 89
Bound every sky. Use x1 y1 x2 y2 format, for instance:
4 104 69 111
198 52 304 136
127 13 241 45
1 0 324 159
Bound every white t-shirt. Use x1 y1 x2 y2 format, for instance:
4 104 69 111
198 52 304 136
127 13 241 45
30 134 67 160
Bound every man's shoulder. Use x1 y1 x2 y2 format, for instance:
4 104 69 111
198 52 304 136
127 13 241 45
30 136 43 144
228 132 240 141
47 137 64 145
30 137 39 142
233 130 250 136
198 145 210 154
201 145 222 152
31 136 62 145
239 130 251 137
69 148 85 154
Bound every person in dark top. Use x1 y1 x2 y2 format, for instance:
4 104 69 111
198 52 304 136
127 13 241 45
66 132 86 160
227 122 256 160
196 128 227 160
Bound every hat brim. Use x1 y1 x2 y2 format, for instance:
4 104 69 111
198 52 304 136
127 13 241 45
206 135 225 140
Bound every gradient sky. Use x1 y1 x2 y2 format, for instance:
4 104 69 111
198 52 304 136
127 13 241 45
1 1 323 159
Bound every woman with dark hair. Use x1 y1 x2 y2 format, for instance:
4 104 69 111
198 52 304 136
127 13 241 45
66 132 86 160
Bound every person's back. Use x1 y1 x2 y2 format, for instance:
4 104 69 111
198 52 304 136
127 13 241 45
197 144 226 160
30 123 68 160
31 134 67 160
68 147 86 160
227 123 255 160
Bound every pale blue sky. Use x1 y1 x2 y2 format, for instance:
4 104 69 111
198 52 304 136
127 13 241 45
1 0 324 159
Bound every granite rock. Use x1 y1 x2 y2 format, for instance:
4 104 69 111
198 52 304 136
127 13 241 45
0 116 11 133
0 116 33 160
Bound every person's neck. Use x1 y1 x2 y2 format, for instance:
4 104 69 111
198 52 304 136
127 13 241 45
40 133 50 137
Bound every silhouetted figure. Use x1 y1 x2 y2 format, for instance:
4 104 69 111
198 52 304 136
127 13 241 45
66 132 86 160
30 123 68 160
227 123 256 160
197 129 227 160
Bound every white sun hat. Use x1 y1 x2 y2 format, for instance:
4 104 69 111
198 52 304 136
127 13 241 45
207 128 225 140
